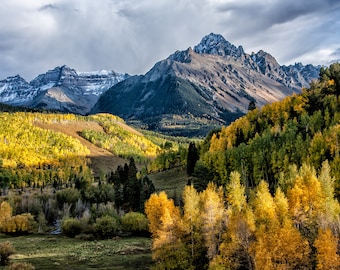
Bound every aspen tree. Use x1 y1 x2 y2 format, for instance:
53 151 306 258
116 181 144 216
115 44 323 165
144 191 181 250
200 183 226 261
213 172 255 269
182 185 201 258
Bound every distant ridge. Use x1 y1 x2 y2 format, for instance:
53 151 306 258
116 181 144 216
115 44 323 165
92 33 321 136
0 65 129 115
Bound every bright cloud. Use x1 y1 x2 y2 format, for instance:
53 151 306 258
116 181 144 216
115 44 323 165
0 0 339 80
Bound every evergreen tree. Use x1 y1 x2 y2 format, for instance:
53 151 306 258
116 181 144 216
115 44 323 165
187 142 199 176
248 100 256 111
124 158 141 211
140 175 155 212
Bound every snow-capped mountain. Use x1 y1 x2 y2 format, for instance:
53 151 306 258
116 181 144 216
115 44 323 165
0 33 322 136
0 65 129 114
0 75 36 105
92 33 321 136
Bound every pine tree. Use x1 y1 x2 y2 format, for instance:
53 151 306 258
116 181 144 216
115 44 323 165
187 142 199 176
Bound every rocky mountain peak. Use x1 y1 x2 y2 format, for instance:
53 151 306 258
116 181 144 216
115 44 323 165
251 50 280 76
0 66 129 114
194 33 244 58
168 47 193 63
1 74 27 84
30 65 78 89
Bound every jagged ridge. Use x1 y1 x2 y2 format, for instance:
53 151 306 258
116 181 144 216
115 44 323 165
0 65 129 114
92 33 321 136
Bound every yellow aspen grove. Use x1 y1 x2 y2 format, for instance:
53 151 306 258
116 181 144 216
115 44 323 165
251 184 311 269
318 161 340 227
212 172 255 269
314 228 340 270
212 209 255 270
200 183 226 261
274 188 290 225
252 223 310 270
144 191 181 250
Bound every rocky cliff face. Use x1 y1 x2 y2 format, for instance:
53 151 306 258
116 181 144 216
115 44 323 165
0 65 129 114
92 33 321 136
0 75 36 105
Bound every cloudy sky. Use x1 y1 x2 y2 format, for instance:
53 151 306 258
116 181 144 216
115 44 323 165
1 0 340 81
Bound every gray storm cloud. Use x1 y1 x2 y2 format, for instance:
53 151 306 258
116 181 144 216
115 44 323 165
0 0 339 81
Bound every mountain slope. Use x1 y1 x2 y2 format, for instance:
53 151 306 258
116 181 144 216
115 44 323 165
92 33 320 136
197 62 340 195
0 65 129 115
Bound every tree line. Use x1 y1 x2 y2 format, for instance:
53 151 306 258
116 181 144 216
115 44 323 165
145 162 339 269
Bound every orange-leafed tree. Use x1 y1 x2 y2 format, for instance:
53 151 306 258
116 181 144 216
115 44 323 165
314 228 340 270
145 192 181 245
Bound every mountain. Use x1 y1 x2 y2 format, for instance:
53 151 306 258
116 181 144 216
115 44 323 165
92 33 321 136
0 65 129 114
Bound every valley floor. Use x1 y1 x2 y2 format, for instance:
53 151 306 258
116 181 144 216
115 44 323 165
0 234 152 270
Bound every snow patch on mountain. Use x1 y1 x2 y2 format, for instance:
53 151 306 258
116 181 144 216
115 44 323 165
0 66 129 114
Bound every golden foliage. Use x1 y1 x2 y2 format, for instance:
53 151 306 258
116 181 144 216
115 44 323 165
0 112 89 169
314 228 340 270
144 192 182 251
0 202 34 234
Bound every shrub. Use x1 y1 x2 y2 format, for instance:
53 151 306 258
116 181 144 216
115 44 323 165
9 262 35 270
56 189 81 211
90 202 118 223
0 241 15 266
121 212 149 234
94 215 120 238
61 218 82 237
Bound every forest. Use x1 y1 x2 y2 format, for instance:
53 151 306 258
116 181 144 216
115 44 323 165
0 108 189 269
0 63 339 269
144 63 340 269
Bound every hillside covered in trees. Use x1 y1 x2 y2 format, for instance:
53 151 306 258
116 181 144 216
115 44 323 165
145 63 340 269
1 63 340 269
0 111 190 191
195 62 340 198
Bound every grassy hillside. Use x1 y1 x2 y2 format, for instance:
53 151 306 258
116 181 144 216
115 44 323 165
0 111 190 188
0 234 152 269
